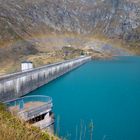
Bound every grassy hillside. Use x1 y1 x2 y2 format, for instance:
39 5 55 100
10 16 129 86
0 103 59 140
0 32 138 76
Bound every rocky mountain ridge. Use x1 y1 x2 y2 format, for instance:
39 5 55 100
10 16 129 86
0 0 139 42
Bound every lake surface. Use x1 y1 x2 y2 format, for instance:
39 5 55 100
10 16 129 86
29 56 140 140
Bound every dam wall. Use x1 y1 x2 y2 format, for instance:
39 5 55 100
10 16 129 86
0 56 91 102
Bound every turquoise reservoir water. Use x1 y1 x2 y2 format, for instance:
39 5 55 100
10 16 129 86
29 56 140 140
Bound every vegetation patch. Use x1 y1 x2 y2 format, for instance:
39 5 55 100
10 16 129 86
0 103 59 140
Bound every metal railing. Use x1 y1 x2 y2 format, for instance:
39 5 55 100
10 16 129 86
4 95 52 113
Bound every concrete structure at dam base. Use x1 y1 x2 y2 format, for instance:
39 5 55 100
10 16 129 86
4 95 54 132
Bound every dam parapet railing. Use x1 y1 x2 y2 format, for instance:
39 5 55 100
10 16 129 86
4 95 53 121
0 56 91 102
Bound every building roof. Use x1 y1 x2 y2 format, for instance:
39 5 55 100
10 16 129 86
21 61 33 64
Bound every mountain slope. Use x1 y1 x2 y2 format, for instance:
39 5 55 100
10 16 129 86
0 0 139 40
0 0 140 74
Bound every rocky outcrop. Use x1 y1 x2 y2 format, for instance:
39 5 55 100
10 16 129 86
0 0 140 41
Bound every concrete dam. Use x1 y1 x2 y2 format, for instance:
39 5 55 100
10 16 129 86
0 56 91 102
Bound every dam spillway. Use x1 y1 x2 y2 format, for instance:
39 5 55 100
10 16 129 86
0 56 91 102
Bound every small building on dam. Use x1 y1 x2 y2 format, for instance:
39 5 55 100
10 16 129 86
21 61 33 72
